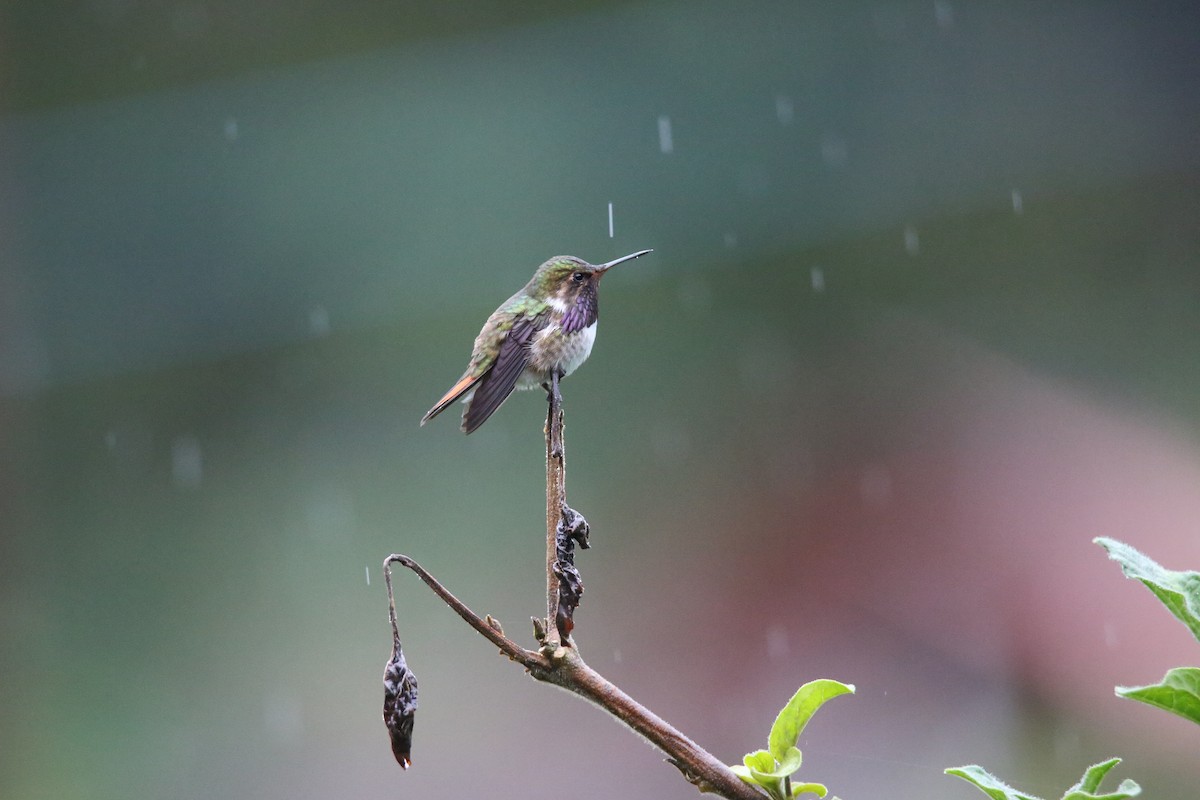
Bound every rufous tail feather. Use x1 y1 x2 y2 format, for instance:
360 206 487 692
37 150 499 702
421 373 481 425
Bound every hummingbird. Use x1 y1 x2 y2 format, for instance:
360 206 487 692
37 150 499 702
421 249 653 433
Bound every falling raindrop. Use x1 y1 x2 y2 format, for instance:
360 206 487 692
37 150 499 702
810 267 825 292
171 436 203 489
308 306 330 338
934 1 954 29
1011 189 1024 215
903 224 920 256
1104 621 1117 648
657 114 673 154
613 649 623 664
775 95 794 125
223 117 238 141
607 202 614 238
366 566 371 586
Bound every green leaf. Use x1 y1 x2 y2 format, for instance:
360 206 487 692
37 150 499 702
1061 757 1140 800
777 746 803 776
791 781 828 798
1067 758 1119 795
1094 537 1200 643
767 680 855 762
744 749 776 774
742 746 804 781
730 764 753 781
1116 667 1200 727
944 765 1043 800
946 761 1140 800
1061 781 1141 800
736 746 807 800
738 749 786 798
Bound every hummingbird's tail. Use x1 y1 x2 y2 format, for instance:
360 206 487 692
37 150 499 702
420 373 482 427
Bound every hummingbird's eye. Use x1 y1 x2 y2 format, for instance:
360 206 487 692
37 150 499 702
571 272 585 283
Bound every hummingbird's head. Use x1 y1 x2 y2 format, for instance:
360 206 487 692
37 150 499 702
531 256 599 307
528 250 654 307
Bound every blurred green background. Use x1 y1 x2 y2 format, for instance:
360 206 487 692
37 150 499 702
3 2 1200 798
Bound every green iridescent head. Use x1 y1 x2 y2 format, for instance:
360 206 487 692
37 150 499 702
525 250 653 301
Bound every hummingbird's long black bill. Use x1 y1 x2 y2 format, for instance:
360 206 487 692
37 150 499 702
595 249 653 274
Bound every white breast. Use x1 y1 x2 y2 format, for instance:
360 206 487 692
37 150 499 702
518 321 598 390
559 321 597 377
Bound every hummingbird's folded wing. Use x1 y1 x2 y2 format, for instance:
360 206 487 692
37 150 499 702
461 316 541 433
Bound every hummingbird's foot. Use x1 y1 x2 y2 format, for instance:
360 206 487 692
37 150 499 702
544 370 564 406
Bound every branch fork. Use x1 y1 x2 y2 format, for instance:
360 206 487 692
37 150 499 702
383 377 762 799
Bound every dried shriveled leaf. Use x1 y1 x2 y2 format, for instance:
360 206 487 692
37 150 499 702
382 636 418 769
553 505 590 638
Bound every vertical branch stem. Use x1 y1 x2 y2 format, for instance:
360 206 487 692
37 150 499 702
384 556 402 648
544 372 565 648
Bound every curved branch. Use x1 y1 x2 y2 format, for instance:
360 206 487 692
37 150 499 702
384 554 545 672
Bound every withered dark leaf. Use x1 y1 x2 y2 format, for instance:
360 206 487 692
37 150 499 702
382 637 418 769
559 505 590 550
553 505 590 638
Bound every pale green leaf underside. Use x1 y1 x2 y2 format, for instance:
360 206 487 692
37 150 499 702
791 781 828 798
1067 758 1119 795
947 760 1139 800
1061 757 1141 800
945 765 1042 800
767 679 855 762
1061 781 1141 800
1094 537 1200 643
743 749 775 774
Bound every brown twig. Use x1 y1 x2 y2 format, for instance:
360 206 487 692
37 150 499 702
539 648 763 799
384 553 761 799
384 554 544 672
544 371 566 648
